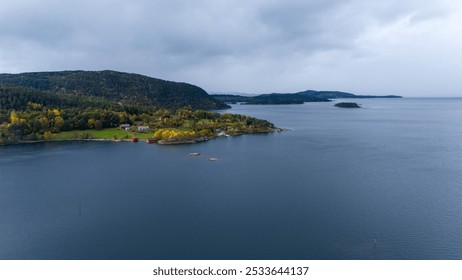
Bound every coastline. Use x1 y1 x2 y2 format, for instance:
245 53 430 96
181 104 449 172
1 127 286 146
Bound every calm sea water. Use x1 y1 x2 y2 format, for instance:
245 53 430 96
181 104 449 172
1 98 462 260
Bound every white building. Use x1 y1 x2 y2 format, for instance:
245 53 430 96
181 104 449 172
137 126 149 131
120 124 131 131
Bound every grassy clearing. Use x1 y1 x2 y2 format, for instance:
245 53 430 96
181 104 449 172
52 128 154 141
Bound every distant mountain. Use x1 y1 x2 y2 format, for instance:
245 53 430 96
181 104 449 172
209 92 257 97
210 94 253 103
212 90 401 105
0 70 230 110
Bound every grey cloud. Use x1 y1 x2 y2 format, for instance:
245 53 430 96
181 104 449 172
0 0 460 96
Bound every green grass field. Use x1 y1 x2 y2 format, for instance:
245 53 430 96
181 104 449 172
52 128 153 141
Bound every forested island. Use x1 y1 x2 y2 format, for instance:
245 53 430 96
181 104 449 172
213 90 401 105
335 102 361 108
0 71 278 145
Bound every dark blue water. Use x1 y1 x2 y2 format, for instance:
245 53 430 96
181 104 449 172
1 98 462 259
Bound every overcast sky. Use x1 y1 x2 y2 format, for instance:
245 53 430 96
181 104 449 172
1 0 461 96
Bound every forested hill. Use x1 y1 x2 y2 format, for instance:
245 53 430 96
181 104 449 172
0 84 137 112
0 70 229 110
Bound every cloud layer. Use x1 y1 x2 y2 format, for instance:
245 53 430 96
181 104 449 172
0 0 461 96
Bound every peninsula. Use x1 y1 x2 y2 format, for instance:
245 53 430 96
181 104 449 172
0 71 277 145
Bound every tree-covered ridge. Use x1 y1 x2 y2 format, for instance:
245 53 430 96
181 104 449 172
295 90 401 99
0 70 230 110
212 93 328 104
246 93 329 104
0 84 137 111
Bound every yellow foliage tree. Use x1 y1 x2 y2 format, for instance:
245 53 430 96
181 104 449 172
54 116 64 130
10 111 19 124
44 131 53 141
87 118 96 129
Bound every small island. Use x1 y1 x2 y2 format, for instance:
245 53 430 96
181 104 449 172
335 102 361 108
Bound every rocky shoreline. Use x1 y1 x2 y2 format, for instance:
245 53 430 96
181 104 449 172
2 127 287 146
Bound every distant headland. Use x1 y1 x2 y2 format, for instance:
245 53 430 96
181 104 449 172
212 90 402 105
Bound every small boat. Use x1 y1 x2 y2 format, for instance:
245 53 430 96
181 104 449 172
146 138 157 144
131 137 138 143
189 152 200 156
208 157 218 161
